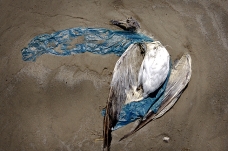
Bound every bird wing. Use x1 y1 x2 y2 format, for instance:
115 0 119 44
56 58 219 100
103 43 144 151
119 53 192 141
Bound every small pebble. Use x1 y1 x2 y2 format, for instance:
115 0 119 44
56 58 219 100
163 136 170 143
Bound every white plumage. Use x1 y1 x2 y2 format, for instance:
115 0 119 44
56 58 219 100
138 41 170 98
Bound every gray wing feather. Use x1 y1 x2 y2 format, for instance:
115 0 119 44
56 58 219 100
119 53 192 141
103 44 144 150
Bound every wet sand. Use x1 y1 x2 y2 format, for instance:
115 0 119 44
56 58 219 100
0 0 228 150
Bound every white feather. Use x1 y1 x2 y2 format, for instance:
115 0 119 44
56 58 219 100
138 41 170 98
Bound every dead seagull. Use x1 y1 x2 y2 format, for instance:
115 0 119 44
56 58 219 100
103 17 171 151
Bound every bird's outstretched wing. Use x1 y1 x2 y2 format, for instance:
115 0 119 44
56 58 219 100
103 43 145 151
119 53 192 141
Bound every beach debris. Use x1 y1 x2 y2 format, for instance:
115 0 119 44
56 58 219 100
103 18 192 151
163 136 170 143
21 27 152 61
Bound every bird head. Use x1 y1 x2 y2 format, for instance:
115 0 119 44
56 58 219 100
110 17 140 32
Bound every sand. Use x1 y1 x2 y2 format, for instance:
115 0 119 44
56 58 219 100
0 0 228 151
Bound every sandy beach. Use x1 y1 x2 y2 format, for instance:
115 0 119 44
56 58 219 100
0 0 228 150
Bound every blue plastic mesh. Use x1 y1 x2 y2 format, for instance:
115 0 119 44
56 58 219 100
21 27 153 61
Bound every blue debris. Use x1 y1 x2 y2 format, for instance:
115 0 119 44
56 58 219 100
21 27 153 61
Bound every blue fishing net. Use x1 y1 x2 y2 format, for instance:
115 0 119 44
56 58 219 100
21 27 153 61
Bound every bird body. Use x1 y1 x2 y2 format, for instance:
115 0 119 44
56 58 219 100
120 53 192 141
103 40 170 151
103 17 191 151
138 41 170 98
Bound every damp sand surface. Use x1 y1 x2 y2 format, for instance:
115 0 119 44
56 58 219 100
0 0 228 151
